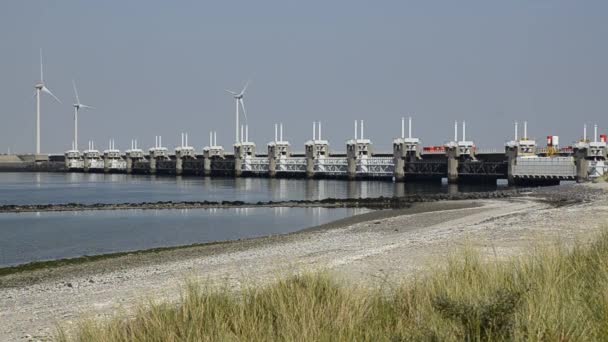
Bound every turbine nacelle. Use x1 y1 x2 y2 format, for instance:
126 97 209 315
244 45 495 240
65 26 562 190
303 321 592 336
72 80 94 110
225 90 243 99
73 103 94 110
226 79 251 143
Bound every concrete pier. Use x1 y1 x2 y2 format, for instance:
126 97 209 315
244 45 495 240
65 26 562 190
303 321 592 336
125 156 133 173
175 148 195 175
393 137 421 182
505 143 518 185
148 149 168 175
574 145 589 183
203 142 224 176
83 149 100 173
392 139 406 182
64 150 80 170
305 140 329 179
234 142 255 177
268 144 277 177
268 142 290 178
347 139 372 180
149 156 156 174
445 145 459 184
346 143 356 180
103 142 120 173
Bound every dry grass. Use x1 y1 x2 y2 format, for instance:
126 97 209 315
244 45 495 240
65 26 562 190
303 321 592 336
58 230 608 341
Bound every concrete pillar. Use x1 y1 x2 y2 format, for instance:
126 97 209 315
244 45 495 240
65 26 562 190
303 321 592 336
394 157 405 182
126 156 133 174
175 149 185 176
446 146 459 184
574 147 589 183
83 157 90 173
234 144 243 177
203 146 224 177
203 156 211 176
305 144 315 178
505 145 518 185
268 144 277 178
103 156 111 173
347 142 357 180
393 140 405 182
149 156 157 175
176 156 183 175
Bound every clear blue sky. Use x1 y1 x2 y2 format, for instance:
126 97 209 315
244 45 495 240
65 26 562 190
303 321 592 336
1 1 607 153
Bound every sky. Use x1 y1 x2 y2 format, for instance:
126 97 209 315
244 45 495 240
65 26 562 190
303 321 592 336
1 1 607 154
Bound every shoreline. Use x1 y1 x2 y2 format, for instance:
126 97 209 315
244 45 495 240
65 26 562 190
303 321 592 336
0 190 519 213
0 200 482 283
0 183 597 281
1 184 606 340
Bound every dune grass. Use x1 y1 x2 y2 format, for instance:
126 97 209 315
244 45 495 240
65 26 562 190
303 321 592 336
58 230 608 341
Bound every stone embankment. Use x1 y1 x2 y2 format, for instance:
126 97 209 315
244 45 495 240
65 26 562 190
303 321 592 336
0 190 521 213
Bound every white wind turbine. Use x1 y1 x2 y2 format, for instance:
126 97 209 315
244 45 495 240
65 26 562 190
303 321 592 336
72 80 95 151
71 80 95 151
225 80 250 143
34 49 61 154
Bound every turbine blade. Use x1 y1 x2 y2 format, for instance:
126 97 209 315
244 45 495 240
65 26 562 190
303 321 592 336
225 89 237 95
239 98 247 123
42 86 61 104
239 80 250 96
72 80 80 105
80 104 95 110
39 48 44 82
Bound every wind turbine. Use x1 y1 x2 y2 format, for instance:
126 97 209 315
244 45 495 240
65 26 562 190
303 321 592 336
225 80 250 143
71 80 95 151
34 49 61 154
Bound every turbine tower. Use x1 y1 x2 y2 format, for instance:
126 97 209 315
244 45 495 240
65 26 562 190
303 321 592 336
71 80 95 151
225 80 250 143
34 49 61 154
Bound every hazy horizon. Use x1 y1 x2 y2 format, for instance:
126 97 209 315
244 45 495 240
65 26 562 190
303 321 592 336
1 1 607 154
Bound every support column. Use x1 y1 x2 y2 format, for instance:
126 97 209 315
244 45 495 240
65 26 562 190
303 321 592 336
305 144 315 179
83 156 90 173
149 156 157 174
268 145 277 178
126 156 133 174
103 156 111 173
574 147 589 183
203 144 224 177
446 146 459 184
393 140 405 182
347 142 357 180
203 156 211 176
505 145 518 186
394 157 405 181
176 156 183 175
234 144 243 177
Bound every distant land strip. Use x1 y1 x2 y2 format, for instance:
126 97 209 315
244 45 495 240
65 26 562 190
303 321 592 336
0 191 527 213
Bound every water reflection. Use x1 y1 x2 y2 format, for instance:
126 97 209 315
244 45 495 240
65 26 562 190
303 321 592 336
0 172 503 205
0 207 369 267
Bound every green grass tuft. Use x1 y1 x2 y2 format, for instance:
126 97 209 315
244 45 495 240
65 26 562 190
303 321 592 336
58 230 608 342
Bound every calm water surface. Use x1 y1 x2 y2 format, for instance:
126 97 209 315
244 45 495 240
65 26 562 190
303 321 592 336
0 172 505 267
0 172 505 205
0 207 368 267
